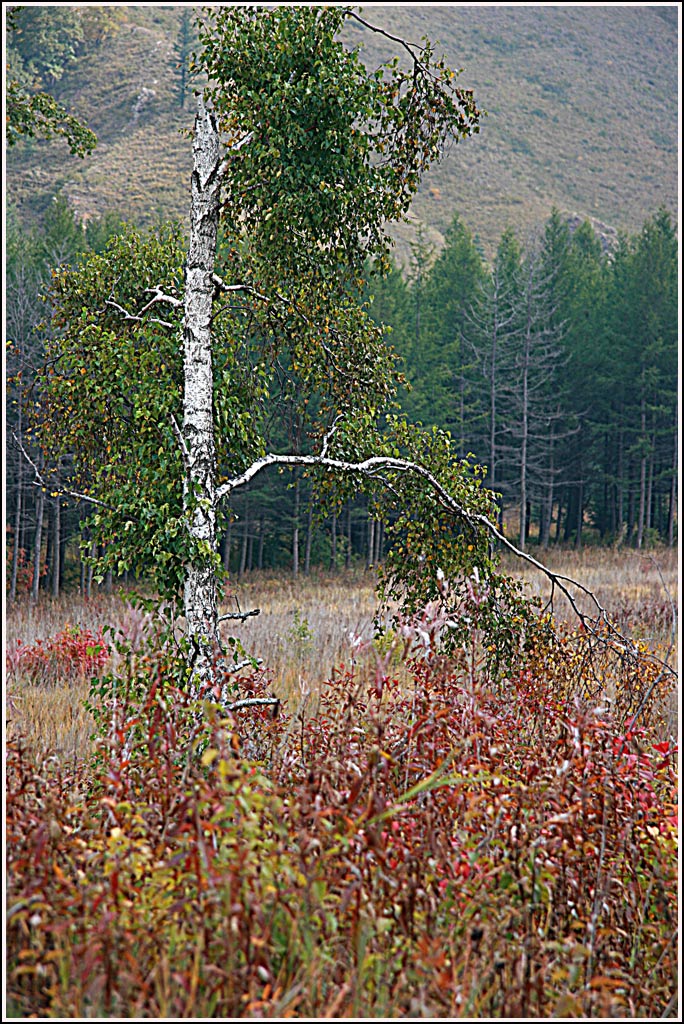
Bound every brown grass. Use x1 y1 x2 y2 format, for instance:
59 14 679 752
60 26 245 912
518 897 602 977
5 547 678 762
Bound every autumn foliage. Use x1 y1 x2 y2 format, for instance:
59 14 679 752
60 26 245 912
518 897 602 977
6 592 677 1020
6 625 110 688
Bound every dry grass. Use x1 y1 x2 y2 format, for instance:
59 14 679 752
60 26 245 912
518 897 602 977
5 547 678 763
501 545 678 654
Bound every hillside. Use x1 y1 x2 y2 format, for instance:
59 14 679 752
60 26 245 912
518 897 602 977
5 4 679 263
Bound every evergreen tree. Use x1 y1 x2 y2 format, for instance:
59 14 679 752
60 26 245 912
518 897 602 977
403 214 485 447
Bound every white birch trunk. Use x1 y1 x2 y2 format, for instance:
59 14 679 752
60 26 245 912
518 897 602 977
183 97 222 686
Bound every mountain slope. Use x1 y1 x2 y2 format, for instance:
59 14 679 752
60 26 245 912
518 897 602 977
5 5 679 262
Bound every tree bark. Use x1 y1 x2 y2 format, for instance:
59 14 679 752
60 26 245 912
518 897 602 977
239 507 249 580
367 514 375 569
51 492 61 599
292 476 300 577
636 394 647 549
667 409 677 547
574 480 584 551
221 523 232 572
182 97 222 686
329 512 337 572
10 439 23 603
304 499 314 576
374 518 383 565
345 503 352 569
256 513 265 570
31 486 44 603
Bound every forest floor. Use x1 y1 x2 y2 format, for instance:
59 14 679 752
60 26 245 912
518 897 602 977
5 545 678 762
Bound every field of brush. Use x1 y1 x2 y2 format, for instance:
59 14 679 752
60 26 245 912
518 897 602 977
6 546 678 760
5 547 679 1018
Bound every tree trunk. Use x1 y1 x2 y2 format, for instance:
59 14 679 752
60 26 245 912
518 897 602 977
239 508 249 579
257 513 265 570
616 422 624 536
31 487 45 603
645 418 655 536
367 514 375 569
10 457 23 603
304 499 314 576
574 480 584 551
636 394 647 549
329 513 337 572
86 538 96 599
45 503 54 594
345 504 352 569
59 513 68 593
540 433 555 550
222 523 232 572
182 98 222 686
518 296 531 551
292 476 300 578
9 399 24 602
667 409 677 547
374 518 383 565
51 493 61 598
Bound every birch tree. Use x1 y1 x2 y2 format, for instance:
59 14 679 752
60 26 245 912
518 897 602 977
37 7 493 691
36 8 640 699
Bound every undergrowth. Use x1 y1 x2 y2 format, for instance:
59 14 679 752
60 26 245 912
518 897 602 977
6 593 678 1018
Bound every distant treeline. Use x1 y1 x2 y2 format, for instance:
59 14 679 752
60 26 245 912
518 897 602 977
370 208 678 553
5 201 677 599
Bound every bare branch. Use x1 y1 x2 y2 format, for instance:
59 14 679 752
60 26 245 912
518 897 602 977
139 285 182 312
170 413 192 472
105 285 181 330
225 696 279 713
218 129 254 175
14 433 113 510
218 608 261 624
222 657 263 675
348 11 430 71
320 414 344 458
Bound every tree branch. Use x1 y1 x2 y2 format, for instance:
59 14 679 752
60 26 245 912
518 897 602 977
218 608 261 623
170 413 192 473
14 433 113 510
225 696 279 714
105 285 181 330
214 444 676 683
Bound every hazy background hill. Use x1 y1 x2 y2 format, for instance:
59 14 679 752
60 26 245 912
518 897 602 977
5 4 679 264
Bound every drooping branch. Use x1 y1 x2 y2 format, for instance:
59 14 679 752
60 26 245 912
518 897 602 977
348 11 432 67
216 442 675 682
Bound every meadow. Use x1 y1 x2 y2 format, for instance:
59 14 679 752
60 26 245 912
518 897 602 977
6 546 678 761
5 547 679 1017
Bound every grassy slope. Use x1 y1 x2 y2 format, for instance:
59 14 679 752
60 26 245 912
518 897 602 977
5 5 678 262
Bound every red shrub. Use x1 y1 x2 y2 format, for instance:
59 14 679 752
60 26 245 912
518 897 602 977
7 625 110 686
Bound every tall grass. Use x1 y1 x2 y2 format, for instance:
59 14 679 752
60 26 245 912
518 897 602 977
5 547 678 762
